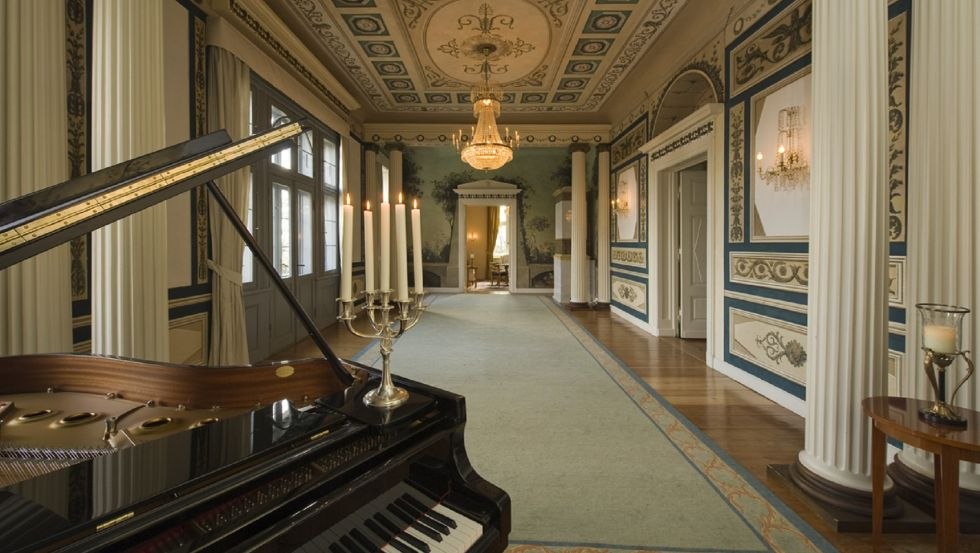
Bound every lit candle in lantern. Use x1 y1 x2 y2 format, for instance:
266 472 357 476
395 193 409 302
924 324 957 354
379 199 390 291
411 198 423 295
340 193 353 301
363 201 374 292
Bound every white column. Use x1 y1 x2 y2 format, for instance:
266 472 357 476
388 144 404 202
798 0 890 492
91 0 169 361
364 144 380 289
0 1 72 355
569 144 590 304
898 0 980 489
596 144 611 305
344 137 363 264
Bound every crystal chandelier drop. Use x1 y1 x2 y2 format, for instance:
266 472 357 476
756 106 809 190
452 46 520 171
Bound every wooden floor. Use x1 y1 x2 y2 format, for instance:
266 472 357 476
292 295 978 552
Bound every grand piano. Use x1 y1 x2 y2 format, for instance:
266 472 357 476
0 123 510 552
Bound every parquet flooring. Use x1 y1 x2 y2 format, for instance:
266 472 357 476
284 295 979 552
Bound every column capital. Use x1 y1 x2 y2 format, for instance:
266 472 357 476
385 142 406 153
568 143 591 154
364 143 381 153
596 143 611 153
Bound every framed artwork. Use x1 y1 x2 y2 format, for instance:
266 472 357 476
750 69 811 242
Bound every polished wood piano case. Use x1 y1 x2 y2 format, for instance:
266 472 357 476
0 124 510 552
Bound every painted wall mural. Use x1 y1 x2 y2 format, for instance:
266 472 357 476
402 145 594 288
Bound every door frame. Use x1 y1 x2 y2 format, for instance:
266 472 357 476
454 180 521 294
639 103 724 365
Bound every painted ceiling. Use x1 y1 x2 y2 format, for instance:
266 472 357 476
271 0 688 120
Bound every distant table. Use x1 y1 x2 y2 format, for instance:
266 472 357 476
466 265 477 288
863 396 980 552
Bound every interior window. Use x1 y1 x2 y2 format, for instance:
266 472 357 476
493 206 509 258
270 105 292 170
298 130 314 178
323 194 338 272
242 173 254 284
297 189 313 276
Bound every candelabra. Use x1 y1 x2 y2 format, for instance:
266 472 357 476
338 290 425 409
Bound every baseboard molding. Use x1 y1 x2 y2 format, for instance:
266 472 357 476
611 306 657 334
514 288 551 294
711 357 806 417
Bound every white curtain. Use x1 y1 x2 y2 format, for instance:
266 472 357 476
0 1 72 355
206 47 251 365
90 0 169 362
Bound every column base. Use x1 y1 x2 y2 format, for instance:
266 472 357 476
768 461 923 533
592 302 610 311
888 456 980 533
566 302 591 310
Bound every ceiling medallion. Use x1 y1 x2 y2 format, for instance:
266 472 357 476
452 5 521 171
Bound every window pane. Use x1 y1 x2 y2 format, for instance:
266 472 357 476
322 138 337 189
272 183 291 278
323 194 338 271
270 105 292 170
493 206 509 257
298 190 313 276
242 174 254 284
299 130 314 178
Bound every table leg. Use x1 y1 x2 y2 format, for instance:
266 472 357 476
935 454 945 552
939 448 959 552
871 424 885 547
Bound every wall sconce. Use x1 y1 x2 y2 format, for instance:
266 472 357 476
467 232 479 241
756 105 809 190
564 209 572 221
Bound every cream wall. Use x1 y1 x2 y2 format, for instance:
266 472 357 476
465 206 490 280
164 0 192 290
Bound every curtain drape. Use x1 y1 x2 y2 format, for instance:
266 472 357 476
206 47 251 365
486 206 500 274
0 1 72 355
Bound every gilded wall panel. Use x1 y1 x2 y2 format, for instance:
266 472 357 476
729 0 811 98
611 247 646 269
728 103 745 243
730 309 807 384
888 12 907 242
729 253 808 292
611 275 647 314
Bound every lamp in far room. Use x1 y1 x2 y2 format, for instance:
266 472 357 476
916 303 975 427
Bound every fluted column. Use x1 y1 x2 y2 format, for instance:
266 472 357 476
569 144 590 305
896 0 980 491
0 1 72 355
344 137 363 264
90 0 169 361
388 143 404 203
795 0 890 503
596 144 611 306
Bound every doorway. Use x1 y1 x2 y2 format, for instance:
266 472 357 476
676 162 708 339
464 205 511 292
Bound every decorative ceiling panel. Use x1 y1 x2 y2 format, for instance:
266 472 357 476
276 0 687 115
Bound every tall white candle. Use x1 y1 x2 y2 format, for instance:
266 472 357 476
924 324 957 353
411 199 423 294
395 195 409 302
340 194 353 301
379 201 390 291
363 202 375 292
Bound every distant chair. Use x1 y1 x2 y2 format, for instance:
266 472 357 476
490 258 509 287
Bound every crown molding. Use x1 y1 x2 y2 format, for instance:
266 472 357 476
361 123 611 148
208 0 360 117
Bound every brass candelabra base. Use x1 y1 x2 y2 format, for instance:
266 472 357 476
338 290 425 410
919 348 975 429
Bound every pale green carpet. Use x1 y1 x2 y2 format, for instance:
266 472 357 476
355 294 834 552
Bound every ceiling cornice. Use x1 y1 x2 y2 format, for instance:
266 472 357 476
362 122 610 147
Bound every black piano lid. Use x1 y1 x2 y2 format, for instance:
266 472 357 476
0 395 354 552
0 123 303 271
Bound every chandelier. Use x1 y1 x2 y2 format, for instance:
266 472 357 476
452 44 520 171
756 106 809 190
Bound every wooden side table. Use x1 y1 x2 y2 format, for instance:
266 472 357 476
864 396 980 552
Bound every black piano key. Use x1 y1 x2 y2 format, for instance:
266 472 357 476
387 504 442 542
375 513 429 553
400 494 457 529
340 534 368 553
364 518 415 553
350 527 383 552
328 543 347 553
394 498 451 535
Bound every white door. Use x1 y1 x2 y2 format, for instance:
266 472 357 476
679 168 708 339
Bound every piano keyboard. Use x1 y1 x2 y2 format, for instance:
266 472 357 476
295 483 484 553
